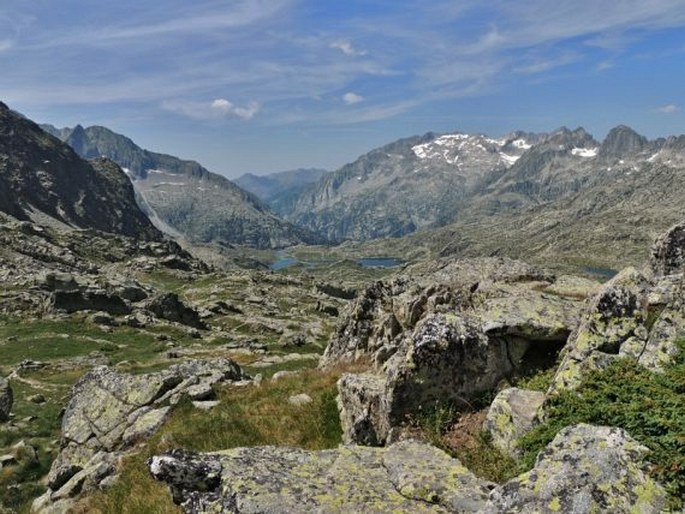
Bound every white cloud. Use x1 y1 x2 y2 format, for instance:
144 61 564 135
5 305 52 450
0 39 13 52
163 98 260 120
330 39 367 57
656 104 680 114
342 92 364 105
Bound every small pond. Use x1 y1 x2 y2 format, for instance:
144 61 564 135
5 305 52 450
583 266 618 280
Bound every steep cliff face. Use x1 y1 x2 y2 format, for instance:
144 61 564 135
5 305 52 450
0 103 160 240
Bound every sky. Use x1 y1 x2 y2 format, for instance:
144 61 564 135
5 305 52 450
1 1 684 178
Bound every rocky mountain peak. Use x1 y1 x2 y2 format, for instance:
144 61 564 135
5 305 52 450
0 103 161 239
545 126 597 150
599 125 648 159
65 124 90 157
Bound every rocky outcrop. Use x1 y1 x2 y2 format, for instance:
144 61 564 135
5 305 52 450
548 267 649 394
338 310 568 446
326 257 580 446
0 376 12 422
149 440 495 513
150 425 667 513
144 293 207 329
482 388 545 458
321 257 573 369
484 424 668 513
623 275 685 372
35 359 247 512
650 221 685 276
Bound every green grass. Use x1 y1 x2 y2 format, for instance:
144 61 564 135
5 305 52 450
88 365 352 513
518 342 685 509
513 367 555 392
410 405 520 484
0 317 200 372
0 379 69 513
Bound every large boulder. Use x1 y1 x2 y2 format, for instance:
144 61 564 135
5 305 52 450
51 288 131 315
482 388 545 458
323 259 579 377
338 312 565 446
37 358 246 511
484 424 669 513
0 377 12 422
144 293 207 329
650 221 685 276
622 276 685 372
320 257 573 370
548 267 649 394
149 440 495 513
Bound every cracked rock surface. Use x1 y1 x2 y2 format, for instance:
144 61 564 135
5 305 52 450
149 440 495 513
34 358 246 512
150 424 667 514
484 424 668 513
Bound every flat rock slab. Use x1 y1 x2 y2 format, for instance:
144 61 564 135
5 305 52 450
149 440 495 513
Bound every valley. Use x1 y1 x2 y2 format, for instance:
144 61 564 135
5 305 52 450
0 101 683 513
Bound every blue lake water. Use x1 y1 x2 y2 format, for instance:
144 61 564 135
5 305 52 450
270 252 403 271
583 266 618 280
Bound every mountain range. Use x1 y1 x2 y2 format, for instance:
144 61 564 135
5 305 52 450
336 125 685 270
40 123 322 249
30 107 685 272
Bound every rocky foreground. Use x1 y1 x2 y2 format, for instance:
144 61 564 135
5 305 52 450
2 219 682 512
142 223 685 512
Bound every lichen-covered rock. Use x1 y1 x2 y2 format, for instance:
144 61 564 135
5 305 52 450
338 312 564 446
38 358 246 512
0 376 11 422
483 424 669 513
144 292 207 329
548 267 648 394
482 388 545 458
622 276 685 372
149 440 495 513
650 221 685 276
320 280 396 367
338 373 388 446
320 257 577 370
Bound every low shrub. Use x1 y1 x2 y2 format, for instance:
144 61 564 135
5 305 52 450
519 341 685 509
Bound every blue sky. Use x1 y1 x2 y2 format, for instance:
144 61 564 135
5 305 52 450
1 1 684 177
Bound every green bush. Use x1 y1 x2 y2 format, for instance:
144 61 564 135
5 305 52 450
519 341 685 508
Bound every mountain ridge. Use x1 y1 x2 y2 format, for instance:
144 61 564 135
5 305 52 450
0 103 160 240
42 123 324 248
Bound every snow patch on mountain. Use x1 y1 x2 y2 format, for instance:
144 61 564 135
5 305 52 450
499 153 520 165
571 147 598 158
512 139 532 150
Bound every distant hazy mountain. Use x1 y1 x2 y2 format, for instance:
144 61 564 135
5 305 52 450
289 131 544 242
42 124 323 248
0 103 160 239
234 168 329 216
